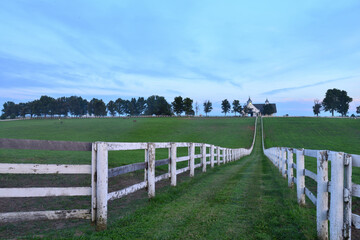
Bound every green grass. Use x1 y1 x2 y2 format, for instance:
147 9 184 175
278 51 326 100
263 117 360 154
28 119 317 239
0 117 255 167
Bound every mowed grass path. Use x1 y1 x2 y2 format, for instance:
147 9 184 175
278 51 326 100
81 120 317 240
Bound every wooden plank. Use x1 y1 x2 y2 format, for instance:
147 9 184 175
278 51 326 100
0 163 91 174
194 154 202 159
107 142 147 151
292 163 297 169
155 158 170 167
304 169 317 182
108 162 147 178
0 209 91 223
352 154 360 167
352 183 360 198
304 149 318 158
352 214 360 229
176 166 189 175
0 187 91 197
194 163 201 169
176 156 190 162
305 187 317 205
0 138 91 151
153 142 171 148
176 142 190 147
107 181 147 201
155 173 170 182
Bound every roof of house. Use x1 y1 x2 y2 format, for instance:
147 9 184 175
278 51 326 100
253 104 277 113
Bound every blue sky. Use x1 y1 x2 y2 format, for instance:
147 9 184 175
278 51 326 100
0 0 359 116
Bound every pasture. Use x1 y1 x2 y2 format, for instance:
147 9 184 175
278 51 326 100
0 117 255 239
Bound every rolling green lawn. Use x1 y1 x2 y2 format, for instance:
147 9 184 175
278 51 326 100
263 117 360 154
0 117 255 167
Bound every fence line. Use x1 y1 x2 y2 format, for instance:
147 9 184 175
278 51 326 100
0 118 258 230
261 117 359 240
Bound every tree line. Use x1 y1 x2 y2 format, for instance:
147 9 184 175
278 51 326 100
1 95 254 119
313 88 359 117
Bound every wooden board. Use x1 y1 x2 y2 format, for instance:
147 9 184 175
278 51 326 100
107 181 147 201
304 169 317 182
0 163 91 174
0 209 91 223
305 187 317 205
0 138 91 151
108 162 147 178
0 187 91 197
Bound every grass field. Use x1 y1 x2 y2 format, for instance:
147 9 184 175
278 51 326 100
0 117 256 239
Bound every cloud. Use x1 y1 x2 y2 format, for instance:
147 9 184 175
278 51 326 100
262 76 355 95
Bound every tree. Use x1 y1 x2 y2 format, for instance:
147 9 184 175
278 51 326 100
357 106 360 115
136 97 146 115
232 100 242 116
183 97 194 116
221 99 231 116
115 98 126 116
195 101 199 116
263 104 275 116
145 95 172 115
2 101 17 118
89 98 107 116
337 90 352 116
107 100 117 116
172 96 184 116
322 88 352 116
56 97 69 117
39 95 56 117
313 99 322 116
68 96 87 116
203 100 212 116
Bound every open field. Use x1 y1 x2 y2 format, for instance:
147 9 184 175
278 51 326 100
0 117 256 239
1 117 318 239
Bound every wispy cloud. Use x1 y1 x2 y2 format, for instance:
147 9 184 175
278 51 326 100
262 76 355 95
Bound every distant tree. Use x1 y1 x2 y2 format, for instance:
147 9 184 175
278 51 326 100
357 106 360 115
126 98 137 115
183 97 194 116
195 101 199 116
56 97 69 117
203 100 212 116
2 101 17 118
232 100 242 116
263 104 275 116
68 96 87 116
107 100 117 116
312 99 322 117
31 100 42 117
89 98 107 116
145 95 172 115
243 105 251 116
221 99 231 116
115 98 126 116
18 102 28 118
136 97 146 115
39 95 56 117
322 88 352 116
172 96 184 116
337 90 352 116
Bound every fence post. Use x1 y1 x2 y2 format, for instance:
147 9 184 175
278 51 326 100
91 143 97 224
282 148 287 178
217 146 220 166
344 154 352 239
296 149 306 206
171 143 177 186
202 144 207 172
210 145 214 168
330 152 344 240
144 148 148 183
287 149 293 188
223 148 225 164
148 143 156 197
96 142 108 231
316 150 329 240
189 143 195 177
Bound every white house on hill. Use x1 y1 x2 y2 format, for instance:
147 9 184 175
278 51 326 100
242 97 277 117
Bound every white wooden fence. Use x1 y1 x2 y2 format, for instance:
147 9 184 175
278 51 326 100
0 118 257 230
261 117 360 240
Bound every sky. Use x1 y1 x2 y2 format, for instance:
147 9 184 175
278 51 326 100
0 0 359 116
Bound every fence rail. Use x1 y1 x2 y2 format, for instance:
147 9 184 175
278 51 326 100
261 117 359 240
0 118 257 230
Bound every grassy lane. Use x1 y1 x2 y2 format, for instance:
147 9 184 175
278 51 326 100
85 120 316 240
